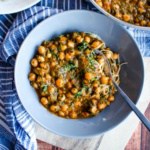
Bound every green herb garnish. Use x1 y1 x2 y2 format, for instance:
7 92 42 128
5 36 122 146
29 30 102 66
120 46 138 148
63 62 77 72
91 77 98 82
87 52 97 70
51 51 58 59
41 84 48 92
75 91 82 98
78 42 88 51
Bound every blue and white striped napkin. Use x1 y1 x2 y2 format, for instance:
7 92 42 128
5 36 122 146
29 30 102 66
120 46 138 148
0 0 150 149
0 6 62 150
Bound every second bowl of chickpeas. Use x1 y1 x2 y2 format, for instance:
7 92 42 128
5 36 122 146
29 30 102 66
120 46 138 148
15 10 144 137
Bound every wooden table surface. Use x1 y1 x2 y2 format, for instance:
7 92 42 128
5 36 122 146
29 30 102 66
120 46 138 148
37 103 150 150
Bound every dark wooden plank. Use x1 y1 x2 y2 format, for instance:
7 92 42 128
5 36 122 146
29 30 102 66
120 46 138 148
125 102 150 150
141 103 150 150
37 139 63 150
125 123 141 150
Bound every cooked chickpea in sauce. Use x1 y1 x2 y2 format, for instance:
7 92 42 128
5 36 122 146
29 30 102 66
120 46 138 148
95 0 150 27
29 32 121 119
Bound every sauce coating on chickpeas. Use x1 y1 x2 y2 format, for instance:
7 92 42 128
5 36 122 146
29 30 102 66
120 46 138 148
95 0 150 27
29 32 121 119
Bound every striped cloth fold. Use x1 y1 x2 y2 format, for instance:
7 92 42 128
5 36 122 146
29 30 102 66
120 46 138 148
0 7 62 150
0 0 150 149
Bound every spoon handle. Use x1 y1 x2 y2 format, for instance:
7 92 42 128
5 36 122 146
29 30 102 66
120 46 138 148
113 81 150 132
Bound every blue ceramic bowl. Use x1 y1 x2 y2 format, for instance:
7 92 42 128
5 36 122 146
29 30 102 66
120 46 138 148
15 10 144 137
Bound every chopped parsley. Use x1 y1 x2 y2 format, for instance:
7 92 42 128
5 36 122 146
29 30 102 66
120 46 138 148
78 42 88 51
87 52 97 70
51 51 58 59
41 84 48 92
75 91 82 98
63 62 77 72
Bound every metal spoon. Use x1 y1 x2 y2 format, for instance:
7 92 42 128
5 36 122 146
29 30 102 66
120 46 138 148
95 49 150 131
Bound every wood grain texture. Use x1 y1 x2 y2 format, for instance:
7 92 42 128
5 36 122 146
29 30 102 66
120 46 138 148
141 103 150 150
125 124 141 150
125 103 150 150
37 139 63 150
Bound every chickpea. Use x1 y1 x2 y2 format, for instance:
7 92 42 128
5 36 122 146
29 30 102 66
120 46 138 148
48 86 55 93
59 36 67 44
32 82 38 89
94 94 100 99
40 63 47 69
39 69 46 76
59 52 65 60
37 76 42 83
108 95 115 102
107 101 110 106
58 89 63 95
91 99 97 105
29 73 36 81
100 76 109 84
115 13 122 19
97 1 103 7
93 81 99 88
76 35 83 43
66 92 74 99
113 53 119 59
41 97 48 105
95 87 101 93
58 95 66 101
50 44 57 51
90 106 97 114
38 46 46 55
91 40 102 49
138 8 145 14
61 104 68 112
97 57 104 64
67 40 75 48
69 50 75 56
45 74 51 81
83 79 89 85
72 32 78 39
66 82 72 89
65 53 73 61
58 111 65 117
147 22 150 27
71 88 78 94
31 58 38 67
60 44 67 51
84 36 91 43
75 49 81 55
74 101 81 107
98 103 107 110
47 53 52 58
140 20 147 26
56 78 64 88
37 56 45 62
98 58 105 64
105 51 112 59
69 111 77 119
85 49 91 55
50 61 56 67
84 72 93 80
123 14 131 22
49 105 58 112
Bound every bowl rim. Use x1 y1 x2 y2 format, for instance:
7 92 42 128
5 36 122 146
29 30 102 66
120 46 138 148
14 10 145 138
0 0 40 14
90 0 150 31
